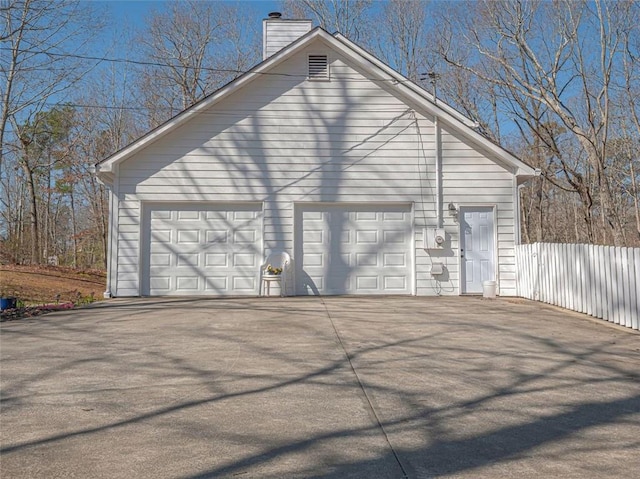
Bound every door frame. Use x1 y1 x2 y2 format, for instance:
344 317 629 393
457 204 498 295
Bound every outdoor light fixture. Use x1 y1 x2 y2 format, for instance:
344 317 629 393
448 202 458 216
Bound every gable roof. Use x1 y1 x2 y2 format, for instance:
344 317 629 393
96 27 536 184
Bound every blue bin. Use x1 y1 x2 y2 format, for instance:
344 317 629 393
1 297 17 311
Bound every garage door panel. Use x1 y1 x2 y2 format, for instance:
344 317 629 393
234 210 258 220
177 230 199 243
151 210 171 220
356 276 378 289
355 230 377 244
177 253 199 267
356 212 377 220
150 253 171 266
152 229 172 243
150 277 170 291
206 230 228 243
233 253 256 266
205 253 227 266
144 203 262 296
233 276 256 291
304 229 323 243
204 276 226 290
384 275 406 290
383 211 407 221
356 253 377 266
176 276 198 291
304 253 323 266
234 229 257 243
383 252 406 266
297 204 412 295
178 210 199 220
205 211 225 220
383 230 405 243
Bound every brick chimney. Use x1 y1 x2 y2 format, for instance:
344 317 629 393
263 12 312 60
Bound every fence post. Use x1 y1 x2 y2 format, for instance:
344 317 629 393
631 248 640 329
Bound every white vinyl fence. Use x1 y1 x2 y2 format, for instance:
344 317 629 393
515 243 640 330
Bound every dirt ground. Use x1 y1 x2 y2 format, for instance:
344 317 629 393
0 264 106 304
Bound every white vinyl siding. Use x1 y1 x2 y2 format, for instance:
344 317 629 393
111 43 517 297
115 200 140 297
427 128 517 296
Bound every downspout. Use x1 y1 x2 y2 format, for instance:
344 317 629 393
104 187 114 298
435 115 443 228
104 164 119 298
515 168 541 245
92 165 113 298
515 182 524 245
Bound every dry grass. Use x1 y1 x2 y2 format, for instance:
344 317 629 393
0 264 106 304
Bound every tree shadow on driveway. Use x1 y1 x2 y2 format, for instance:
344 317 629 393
1 297 639 478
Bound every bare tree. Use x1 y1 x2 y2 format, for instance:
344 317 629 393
619 9 640 242
1 0 102 263
369 0 429 81
283 0 373 41
136 0 261 128
437 0 638 246
71 60 142 268
0 0 101 173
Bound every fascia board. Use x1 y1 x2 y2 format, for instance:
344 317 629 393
332 33 536 178
97 28 332 173
96 171 114 186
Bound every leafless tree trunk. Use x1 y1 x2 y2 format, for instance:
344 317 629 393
20 153 39 264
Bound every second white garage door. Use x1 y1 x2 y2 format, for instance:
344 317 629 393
142 203 262 296
295 204 413 295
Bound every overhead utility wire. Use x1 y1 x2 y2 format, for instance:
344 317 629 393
45 102 416 114
0 46 418 84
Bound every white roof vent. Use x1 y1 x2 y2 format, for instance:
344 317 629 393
308 55 329 80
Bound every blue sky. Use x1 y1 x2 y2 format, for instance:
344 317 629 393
97 0 282 27
89 0 286 62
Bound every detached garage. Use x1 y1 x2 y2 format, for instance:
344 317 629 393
95 16 535 298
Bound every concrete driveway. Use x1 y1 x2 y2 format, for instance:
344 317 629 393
1 297 638 478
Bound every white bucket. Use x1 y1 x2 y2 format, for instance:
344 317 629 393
482 281 497 299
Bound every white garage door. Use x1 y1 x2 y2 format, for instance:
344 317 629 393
296 204 413 295
142 203 262 296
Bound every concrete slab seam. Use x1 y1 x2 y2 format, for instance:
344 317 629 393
319 297 410 479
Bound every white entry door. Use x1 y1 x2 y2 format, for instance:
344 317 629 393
296 204 412 295
142 203 262 296
460 206 496 294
